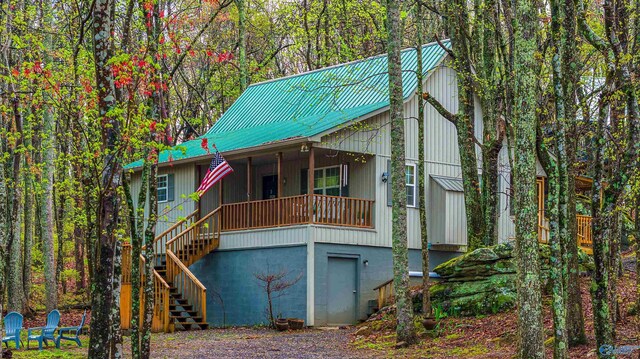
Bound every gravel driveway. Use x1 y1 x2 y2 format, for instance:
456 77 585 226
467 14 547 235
149 327 378 359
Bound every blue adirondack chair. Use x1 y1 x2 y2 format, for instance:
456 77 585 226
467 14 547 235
55 310 86 348
27 309 60 350
2 312 23 349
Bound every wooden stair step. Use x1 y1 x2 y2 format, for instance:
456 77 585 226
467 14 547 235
170 309 198 316
169 303 193 310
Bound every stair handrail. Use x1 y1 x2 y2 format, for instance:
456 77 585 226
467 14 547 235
166 207 220 249
140 254 171 332
146 209 200 252
165 249 207 323
163 206 220 327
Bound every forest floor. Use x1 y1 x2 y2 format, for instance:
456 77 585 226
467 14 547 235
351 260 639 358
6 255 638 358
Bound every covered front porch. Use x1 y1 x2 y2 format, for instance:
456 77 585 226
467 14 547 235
196 144 376 231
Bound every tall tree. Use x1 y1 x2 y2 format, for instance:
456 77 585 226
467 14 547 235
39 0 58 314
386 0 417 345
415 1 430 317
512 0 545 357
560 0 587 344
88 0 122 356
237 0 248 91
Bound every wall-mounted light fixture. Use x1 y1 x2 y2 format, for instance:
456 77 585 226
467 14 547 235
300 143 309 153
381 172 389 183
363 259 369 267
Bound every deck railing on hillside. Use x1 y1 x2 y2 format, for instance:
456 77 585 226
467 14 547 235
576 214 593 248
221 194 374 231
537 213 593 249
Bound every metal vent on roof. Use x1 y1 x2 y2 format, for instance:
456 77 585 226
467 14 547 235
431 175 464 192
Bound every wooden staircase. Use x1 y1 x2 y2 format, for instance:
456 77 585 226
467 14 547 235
123 206 222 332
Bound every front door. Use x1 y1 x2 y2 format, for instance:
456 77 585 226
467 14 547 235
263 175 278 199
327 257 358 325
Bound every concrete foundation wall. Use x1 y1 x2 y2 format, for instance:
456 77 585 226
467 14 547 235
189 245 307 327
313 243 458 326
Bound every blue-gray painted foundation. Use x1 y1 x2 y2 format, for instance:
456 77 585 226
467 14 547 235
189 245 307 327
313 243 458 326
190 243 459 327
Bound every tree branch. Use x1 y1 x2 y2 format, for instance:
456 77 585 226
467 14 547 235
422 91 457 124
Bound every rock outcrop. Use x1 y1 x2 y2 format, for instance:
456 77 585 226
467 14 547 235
427 241 593 316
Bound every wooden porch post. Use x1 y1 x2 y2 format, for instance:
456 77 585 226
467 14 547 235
247 157 252 229
277 152 282 226
218 179 223 206
277 152 282 198
308 146 314 223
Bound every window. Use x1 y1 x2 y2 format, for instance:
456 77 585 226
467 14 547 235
157 174 168 203
405 164 417 207
386 161 419 207
314 166 340 196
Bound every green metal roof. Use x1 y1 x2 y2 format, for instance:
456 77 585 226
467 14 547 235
126 41 449 169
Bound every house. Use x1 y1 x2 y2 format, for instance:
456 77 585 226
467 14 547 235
121 41 592 332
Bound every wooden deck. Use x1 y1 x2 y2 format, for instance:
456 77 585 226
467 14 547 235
220 194 374 231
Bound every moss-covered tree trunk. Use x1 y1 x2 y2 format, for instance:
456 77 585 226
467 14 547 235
22 115 34 307
561 0 586 345
40 4 58 312
590 82 614 357
111 239 124 358
7 97 25 313
124 161 149 359
548 0 569 355
414 2 430 317
386 0 417 345
89 0 121 356
512 0 545 356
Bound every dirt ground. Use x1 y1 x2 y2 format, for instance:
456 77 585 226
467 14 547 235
7 254 639 358
148 327 371 359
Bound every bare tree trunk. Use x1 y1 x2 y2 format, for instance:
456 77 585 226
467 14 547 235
89 0 121 356
512 0 545 356
111 240 124 359
237 0 248 91
561 0 586 345
40 2 58 312
386 0 416 346
415 2 431 318
7 97 25 313
23 113 34 307
141 161 158 359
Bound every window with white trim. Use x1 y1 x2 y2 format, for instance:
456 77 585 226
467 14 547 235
157 174 168 203
314 166 341 196
406 164 417 207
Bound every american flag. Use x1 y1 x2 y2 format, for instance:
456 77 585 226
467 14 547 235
197 151 233 197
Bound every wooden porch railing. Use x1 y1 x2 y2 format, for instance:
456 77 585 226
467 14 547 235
221 194 374 231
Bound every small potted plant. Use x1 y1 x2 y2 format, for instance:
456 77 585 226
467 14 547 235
275 316 289 331
287 318 304 330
